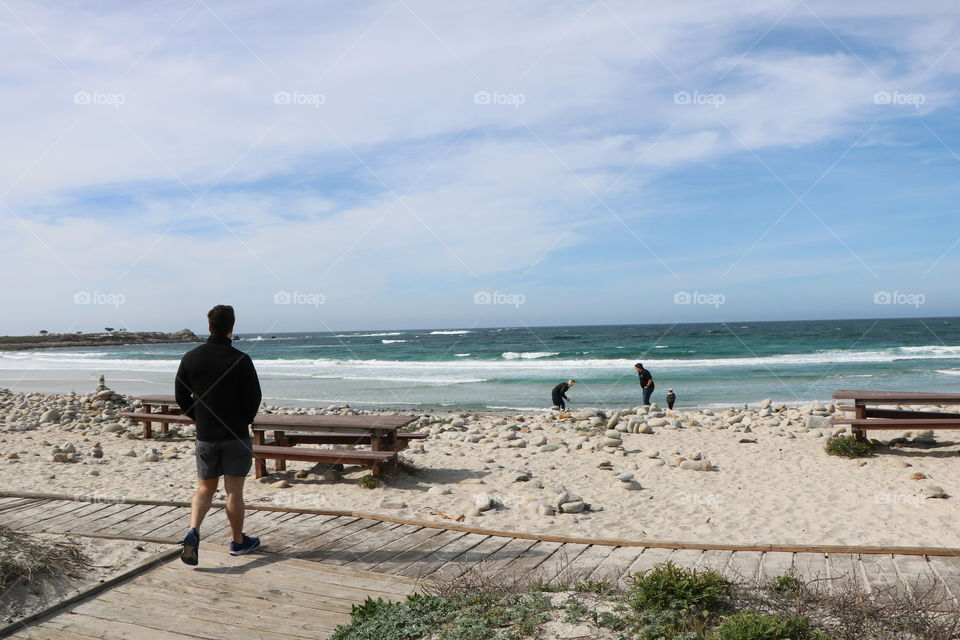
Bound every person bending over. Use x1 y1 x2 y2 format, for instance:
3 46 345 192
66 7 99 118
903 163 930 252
551 379 575 410
175 304 262 565
635 363 655 406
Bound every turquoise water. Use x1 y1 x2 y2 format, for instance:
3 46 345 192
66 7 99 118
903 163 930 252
2 318 959 410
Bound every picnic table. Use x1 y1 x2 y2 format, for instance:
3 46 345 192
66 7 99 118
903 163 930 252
122 396 423 477
831 390 960 442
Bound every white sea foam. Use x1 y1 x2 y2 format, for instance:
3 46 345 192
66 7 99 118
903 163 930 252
333 332 404 337
381 339 408 344
502 352 560 360
428 330 473 335
936 369 960 376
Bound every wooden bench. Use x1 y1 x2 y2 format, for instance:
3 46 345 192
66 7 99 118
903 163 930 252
118 412 193 439
251 444 397 478
280 431 427 447
831 390 960 442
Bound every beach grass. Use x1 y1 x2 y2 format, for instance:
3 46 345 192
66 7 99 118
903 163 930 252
0 526 90 591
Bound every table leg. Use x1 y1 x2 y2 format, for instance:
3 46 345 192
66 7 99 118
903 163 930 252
253 429 266 479
854 402 867 442
275 430 287 472
159 405 169 435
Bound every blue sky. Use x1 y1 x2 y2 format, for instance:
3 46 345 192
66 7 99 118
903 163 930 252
1 1 959 334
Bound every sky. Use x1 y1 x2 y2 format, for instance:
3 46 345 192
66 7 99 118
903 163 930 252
1 0 959 335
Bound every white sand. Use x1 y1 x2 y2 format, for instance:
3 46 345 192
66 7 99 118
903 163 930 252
1 387 958 548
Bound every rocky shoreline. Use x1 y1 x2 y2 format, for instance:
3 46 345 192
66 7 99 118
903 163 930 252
1 379 957 547
0 329 200 351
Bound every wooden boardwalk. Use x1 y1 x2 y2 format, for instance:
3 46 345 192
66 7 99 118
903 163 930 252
2 494 959 638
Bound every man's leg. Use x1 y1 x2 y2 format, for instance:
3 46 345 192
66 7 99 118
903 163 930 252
223 475 246 544
643 387 653 405
190 477 219 531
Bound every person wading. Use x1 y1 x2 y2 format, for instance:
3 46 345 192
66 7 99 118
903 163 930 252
176 305 262 565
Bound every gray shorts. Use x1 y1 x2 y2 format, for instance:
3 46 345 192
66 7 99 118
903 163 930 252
195 438 253 479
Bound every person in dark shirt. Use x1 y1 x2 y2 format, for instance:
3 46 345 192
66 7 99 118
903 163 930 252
175 305 262 565
666 388 676 410
551 379 575 410
635 363 655 406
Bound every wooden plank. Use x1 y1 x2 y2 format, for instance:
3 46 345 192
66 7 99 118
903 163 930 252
8 627 101 639
538 543 590 585
926 555 960 601
826 553 863 593
368 529 470 574
292 518 385 559
859 554 905 594
496 540 566 578
323 523 423 567
93 588 337 639
584 545 647 584
73 598 318 640
395 530 499 579
792 552 829 586
39 612 199 639
759 551 795 582
623 547 676 578
21 501 117 532
724 551 762 584
893 554 953 604
430 533 524 583
82 503 158 535
266 516 352 553
667 549 704 570
294 521 405 564
698 550 733 574
559 543 620 585
127 506 190 539
108 505 182 537
2 500 88 530
323 525 441 572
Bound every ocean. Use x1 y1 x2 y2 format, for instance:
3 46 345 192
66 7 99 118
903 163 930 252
2 318 960 411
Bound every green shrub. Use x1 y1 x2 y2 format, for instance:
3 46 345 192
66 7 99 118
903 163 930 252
824 435 871 458
710 612 822 640
356 475 380 489
626 561 732 616
769 574 803 595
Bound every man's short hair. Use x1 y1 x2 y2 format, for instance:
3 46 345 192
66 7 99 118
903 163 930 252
635 363 643 368
207 305 235 337
568 379 576 384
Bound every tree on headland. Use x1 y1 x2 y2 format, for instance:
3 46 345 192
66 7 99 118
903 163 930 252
104 327 114 333
38 330 48 336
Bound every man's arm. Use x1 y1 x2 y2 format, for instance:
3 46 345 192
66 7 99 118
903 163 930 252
174 359 196 419
239 355 262 424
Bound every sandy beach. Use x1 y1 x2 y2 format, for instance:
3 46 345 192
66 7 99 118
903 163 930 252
1 382 956 550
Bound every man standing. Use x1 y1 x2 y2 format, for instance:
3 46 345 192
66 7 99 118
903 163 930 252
175 305 262 565
551 379 575 410
635 363 655 406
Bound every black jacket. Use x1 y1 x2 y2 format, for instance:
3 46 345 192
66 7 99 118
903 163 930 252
552 382 571 399
175 336 262 441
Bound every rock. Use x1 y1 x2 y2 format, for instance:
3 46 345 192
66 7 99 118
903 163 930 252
474 493 494 511
910 472 927 480
760 398 772 408
322 469 341 482
647 418 668 428
528 434 547 447
538 444 559 452
645 450 660 458
637 424 654 434
52 452 72 463
537 503 555 516
804 415 831 429
96 389 114 400
143 453 161 462
121 449 137 457
575 408 598 419
616 472 635 482
679 459 712 471
604 429 622 439
294 470 309 479
5 452 18 459
559 500 585 513
379 499 406 509
603 437 623 448
102 423 124 433
39 408 60 423
59 443 76 454
91 446 103 459
450 417 466 427
510 470 532 482
738 439 757 444
271 480 291 488
620 480 643 490
924 486 947 499
428 486 451 495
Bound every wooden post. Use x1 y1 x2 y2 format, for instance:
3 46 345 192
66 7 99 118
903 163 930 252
253 429 266 478
854 400 867 442
275 430 287 472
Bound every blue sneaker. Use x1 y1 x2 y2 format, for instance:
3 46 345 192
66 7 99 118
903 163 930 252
229 534 260 556
181 528 199 566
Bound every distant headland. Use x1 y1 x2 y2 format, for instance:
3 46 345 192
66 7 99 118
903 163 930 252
0 329 201 351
